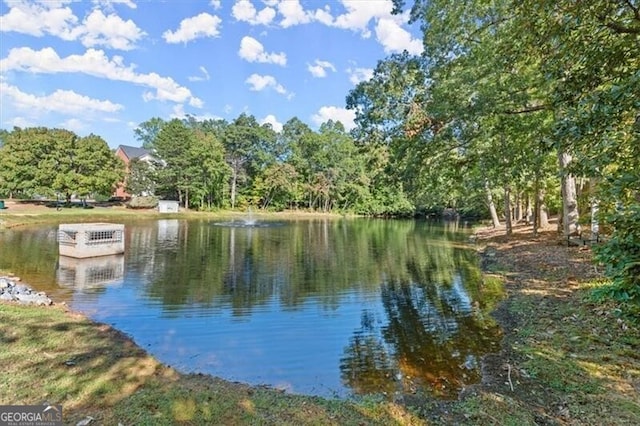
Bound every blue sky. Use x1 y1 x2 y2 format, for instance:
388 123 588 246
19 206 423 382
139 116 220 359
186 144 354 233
0 0 423 148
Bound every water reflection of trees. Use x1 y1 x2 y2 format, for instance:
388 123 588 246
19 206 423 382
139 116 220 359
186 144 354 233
341 270 503 399
0 227 59 289
131 219 503 398
129 219 496 317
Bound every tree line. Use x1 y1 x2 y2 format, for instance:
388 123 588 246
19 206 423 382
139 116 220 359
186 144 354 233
346 0 638 303
0 0 637 303
126 113 415 215
0 115 413 216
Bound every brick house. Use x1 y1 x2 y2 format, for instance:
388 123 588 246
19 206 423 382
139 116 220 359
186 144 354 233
113 145 155 199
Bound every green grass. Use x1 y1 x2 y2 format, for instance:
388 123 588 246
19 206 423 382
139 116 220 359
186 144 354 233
452 393 538 426
0 303 425 425
0 203 347 230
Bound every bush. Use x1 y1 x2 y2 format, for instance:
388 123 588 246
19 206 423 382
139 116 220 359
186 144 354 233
126 196 159 209
594 203 640 304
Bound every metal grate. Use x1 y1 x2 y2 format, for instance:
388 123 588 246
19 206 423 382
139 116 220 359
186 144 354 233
85 229 123 245
58 230 78 246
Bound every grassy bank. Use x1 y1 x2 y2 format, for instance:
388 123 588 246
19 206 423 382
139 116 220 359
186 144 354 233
435 227 640 425
0 200 346 229
0 303 422 425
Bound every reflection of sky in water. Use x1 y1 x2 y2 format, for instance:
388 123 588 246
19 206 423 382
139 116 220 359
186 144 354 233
74 281 378 396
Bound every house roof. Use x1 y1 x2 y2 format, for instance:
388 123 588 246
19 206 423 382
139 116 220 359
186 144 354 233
117 145 151 160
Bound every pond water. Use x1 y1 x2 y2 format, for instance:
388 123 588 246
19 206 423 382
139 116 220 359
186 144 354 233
0 218 503 399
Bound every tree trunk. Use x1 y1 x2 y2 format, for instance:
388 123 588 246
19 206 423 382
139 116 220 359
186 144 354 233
504 185 512 235
590 178 599 237
591 198 599 237
539 187 549 228
558 151 579 236
485 179 501 228
230 169 237 209
515 192 523 222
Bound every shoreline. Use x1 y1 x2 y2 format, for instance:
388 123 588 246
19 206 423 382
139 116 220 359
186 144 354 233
2 220 639 424
1 284 423 425
0 199 353 230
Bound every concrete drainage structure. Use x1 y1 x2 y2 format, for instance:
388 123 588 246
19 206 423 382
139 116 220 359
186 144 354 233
58 223 125 258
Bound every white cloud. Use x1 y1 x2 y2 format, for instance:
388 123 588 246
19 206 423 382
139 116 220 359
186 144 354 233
171 106 223 121
312 6 334 26
311 106 356 131
6 116 35 128
238 36 286 66
93 0 137 10
189 66 210 82
232 0 275 25
60 118 86 132
347 67 373 85
1 47 202 106
245 73 289 97
273 0 421 55
78 9 145 50
375 18 423 55
1 82 123 115
259 114 283 132
332 0 393 38
307 60 336 78
189 96 204 108
210 0 221 9
277 0 311 27
170 104 186 119
0 2 144 50
0 2 78 40
163 13 222 44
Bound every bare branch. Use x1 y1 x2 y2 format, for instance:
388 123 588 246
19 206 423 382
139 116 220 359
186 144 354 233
502 104 549 115
604 20 640 34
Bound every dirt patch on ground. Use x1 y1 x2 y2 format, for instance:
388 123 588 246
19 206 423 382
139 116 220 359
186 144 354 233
433 223 640 425
0 200 49 213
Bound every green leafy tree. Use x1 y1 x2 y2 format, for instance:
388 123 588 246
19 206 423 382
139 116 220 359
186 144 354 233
252 163 300 210
188 127 230 210
134 117 166 150
153 119 196 207
222 114 277 209
391 0 639 301
69 134 126 201
125 158 157 197
512 0 640 301
0 127 123 202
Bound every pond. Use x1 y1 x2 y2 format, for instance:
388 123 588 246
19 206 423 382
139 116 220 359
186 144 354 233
0 218 503 400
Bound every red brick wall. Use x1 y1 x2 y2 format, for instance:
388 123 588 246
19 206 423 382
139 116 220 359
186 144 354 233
113 148 130 199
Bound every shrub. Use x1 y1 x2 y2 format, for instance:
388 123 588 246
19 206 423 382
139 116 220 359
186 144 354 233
594 203 640 304
126 196 158 209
